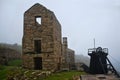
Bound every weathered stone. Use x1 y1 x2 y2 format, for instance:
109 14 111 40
61 37 75 70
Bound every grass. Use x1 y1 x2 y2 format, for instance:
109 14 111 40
8 59 22 66
0 59 22 80
0 60 86 80
44 71 86 80
0 66 7 80
0 66 15 80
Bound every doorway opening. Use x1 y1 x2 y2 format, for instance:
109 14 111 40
34 57 42 70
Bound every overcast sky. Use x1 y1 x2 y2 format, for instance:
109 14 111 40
0 0 120 64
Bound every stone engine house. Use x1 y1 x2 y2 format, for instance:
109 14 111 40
22 3 62 71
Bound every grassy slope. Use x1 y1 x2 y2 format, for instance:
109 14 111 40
0 66 15 80
0 60 86 80
0 59 22 80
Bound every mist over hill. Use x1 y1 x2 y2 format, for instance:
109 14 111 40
0 43 22 53
75 54 90 66
1 43 119 72
0 43 91 65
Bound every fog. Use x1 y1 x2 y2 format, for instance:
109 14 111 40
0 0 120 69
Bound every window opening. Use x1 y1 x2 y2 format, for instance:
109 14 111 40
36 17 41 24
34 40 41 53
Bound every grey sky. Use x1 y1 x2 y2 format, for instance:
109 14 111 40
0 0 120 63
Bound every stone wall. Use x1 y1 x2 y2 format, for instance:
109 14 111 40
67 48 75 69
22 3 62 71
61 37 75 70
62 37 68 63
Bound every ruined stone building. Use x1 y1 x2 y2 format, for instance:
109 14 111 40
22 3 62 71
22 3 75 71
61 37 75 70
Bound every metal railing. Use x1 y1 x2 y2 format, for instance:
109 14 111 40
88 48 108 55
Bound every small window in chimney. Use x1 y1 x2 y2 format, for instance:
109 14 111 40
36 17 41 24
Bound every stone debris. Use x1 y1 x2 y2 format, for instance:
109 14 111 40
7 67 52 80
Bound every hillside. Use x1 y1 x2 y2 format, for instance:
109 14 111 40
0 43 22 53
0 43 21 65
0 43 90 65
75 54 90 66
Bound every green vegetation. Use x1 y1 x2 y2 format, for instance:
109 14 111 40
44 71 86 80
0 59 22 80
8 59 22 66
0 59 86 80
0 66 7 80
0 66 13 80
